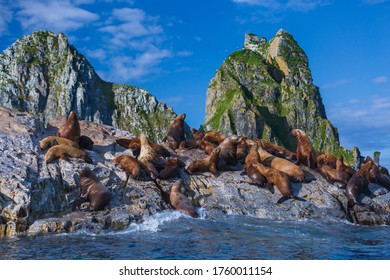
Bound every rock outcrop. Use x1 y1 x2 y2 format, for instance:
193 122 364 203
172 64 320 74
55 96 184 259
1 106 390 237
0 30 182 142
204 30 342 155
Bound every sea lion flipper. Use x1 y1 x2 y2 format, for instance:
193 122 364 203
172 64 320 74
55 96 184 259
292 196 306 202
277 196 289 204
266 184 275 194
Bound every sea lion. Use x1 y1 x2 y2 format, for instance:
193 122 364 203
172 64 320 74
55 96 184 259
203 131 226 145
379 166 389 176
116 137 170 158
179 128 205 150
164 113 186 150
253 163 304 204
316 154 349 185
39 136 78 150
377 173 390 190
236 136 250 163
244 141 268 190
57 111 81 143
257 139 297 163
138 134 159 178
336 155 354 176
79 167 112 211
169 179 198 218
346 159 373 207
112 154 141 179
256 140 305 182
151 143 171 158
79 135 94 150
150 157 186 179
186 147 220 176
44 144 92 163
218 135 240 166
201 139 217 155
291 129 315 168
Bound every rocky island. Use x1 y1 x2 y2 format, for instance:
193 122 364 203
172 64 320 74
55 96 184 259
1 30 390 237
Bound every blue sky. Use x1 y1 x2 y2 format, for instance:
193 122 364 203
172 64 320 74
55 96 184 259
1 0 390 166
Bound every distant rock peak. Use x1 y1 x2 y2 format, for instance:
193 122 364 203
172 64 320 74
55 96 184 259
0 30 183 142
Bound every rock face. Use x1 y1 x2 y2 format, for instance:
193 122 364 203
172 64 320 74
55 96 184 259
1 106 390 237
0 30 180 142
204 30 340 155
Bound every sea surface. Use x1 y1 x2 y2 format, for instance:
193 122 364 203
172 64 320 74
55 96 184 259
1 211 390 260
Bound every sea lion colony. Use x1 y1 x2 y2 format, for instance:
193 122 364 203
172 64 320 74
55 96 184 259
40 111 389 218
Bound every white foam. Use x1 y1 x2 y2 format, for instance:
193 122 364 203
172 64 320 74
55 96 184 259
121 209 199 234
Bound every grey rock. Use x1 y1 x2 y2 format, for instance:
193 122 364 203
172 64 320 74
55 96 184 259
0 30 190 143
1 106 390 237
204 30 340 154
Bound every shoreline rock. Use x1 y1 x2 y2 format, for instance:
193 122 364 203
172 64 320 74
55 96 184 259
1 106 390 237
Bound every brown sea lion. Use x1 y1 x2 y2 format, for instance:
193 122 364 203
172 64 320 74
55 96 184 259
169 179 198 218
186 147 220 176
244 141 268 190
39 136 78 150
379 166 389 176
257 139 297 163
179 128 205 150
218 135 240 166
253 163 304 204
291 129 315 168
57 111 81 143
151 143 171 158
44 144 92 163
203 130 226 145
112 154 141 179
201 139 217 155
316 154 350 185
256 140 305 182
116 137 170 158
79 135 94 150
150 157 185 179
336 155 354 176
236 136 250 163
377 173 390 190
115 138 133 149
138 134 159 179
346 159 373 207
164 113 186 150
79 167 112 211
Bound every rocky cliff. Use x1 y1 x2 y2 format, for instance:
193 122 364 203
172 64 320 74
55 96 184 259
1 106 390 237
0 30 179 142
204 30 341 155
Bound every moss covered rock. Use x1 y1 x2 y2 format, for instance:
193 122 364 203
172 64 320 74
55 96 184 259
0 31 179 142
204 30 341 154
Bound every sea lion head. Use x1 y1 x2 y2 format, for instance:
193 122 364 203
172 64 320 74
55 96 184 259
177 113 186 121
140 134 149 146
171 179 183 193
44 151 57 163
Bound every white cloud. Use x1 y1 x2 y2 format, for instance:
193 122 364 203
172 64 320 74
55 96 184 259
372 75 388 84
363 0 389 4
99 8 163 48
95 7 174 82
328 96 390 161
161 96 184 105
233 0 327 12
0 0 13 34
177 50 193 57
109 47 172 81
16 0 99 32
321 79 349 89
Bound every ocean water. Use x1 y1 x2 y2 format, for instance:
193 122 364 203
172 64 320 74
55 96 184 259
1 210 390 260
